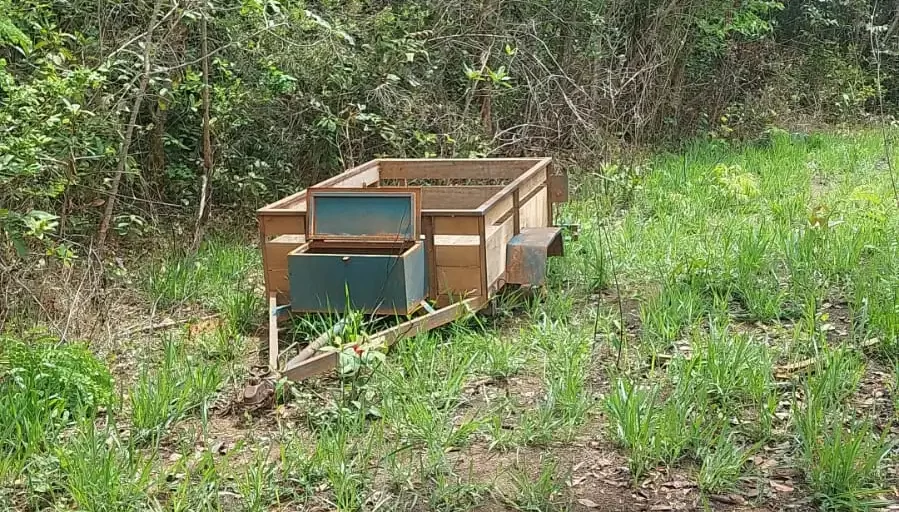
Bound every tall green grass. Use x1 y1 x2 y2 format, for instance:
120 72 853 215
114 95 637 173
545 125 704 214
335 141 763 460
142 238 262 332
0 333 114 480
130 335 221 443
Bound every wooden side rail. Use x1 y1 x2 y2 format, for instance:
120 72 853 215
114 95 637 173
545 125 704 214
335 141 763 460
378 158 541 180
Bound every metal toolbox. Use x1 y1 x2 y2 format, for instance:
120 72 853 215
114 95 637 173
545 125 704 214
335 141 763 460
287 187 426 315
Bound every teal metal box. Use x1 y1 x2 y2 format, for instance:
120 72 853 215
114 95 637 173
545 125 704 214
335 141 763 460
287 242 427 315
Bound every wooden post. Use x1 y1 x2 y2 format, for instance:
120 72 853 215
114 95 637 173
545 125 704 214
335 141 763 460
546 163 554 226
478 216 488 297
512 189 521 235
268 293 279 370
422 215 438 299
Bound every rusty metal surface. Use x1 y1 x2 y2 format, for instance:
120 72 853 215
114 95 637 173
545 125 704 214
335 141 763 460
505 227 564 286
549 171 569 203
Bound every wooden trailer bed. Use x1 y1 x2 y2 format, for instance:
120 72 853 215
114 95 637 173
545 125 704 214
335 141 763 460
257 158 567 306
254 158 568 381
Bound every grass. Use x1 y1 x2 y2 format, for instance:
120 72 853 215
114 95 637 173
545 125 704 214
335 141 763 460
129 335 222 443
506 457 568 511
142 237 262 332
5 128 899 510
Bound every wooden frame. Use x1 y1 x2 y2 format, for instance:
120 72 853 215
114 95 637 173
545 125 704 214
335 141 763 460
306 186 422 244
258 158 567 381
257 158 564 305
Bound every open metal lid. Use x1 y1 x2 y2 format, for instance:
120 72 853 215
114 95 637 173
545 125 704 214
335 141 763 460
305 187 421 243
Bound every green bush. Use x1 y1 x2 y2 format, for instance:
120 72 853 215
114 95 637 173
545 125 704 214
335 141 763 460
0 332 114 478
1 332 114 414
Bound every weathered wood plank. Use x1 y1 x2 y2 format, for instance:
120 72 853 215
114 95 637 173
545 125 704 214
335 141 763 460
431 215 481 235
379 159 539 180
261 214 305 239
258 160 381 212
268 293 279 370
434 242 480 268
281 298 485 381
484 193 515 227
282 350 337 382
478 216 488 297
436 266 482 295
520 188 548 229
486 216 515 286
478 158 551 214
421 186 503 210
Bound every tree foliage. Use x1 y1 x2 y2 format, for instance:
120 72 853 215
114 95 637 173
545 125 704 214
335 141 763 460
0 0 896 259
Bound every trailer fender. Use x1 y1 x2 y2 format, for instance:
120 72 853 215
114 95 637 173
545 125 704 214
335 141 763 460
505 227 564 286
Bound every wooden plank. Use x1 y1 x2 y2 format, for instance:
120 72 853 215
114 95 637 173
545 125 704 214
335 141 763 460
282 350 338 382
521 188 549 229
436 266 482 295
484 193 514 227
282 298 485 381
486 216 515 286
371 297 485 345
265 235 306 269
512 190 521 235
378 159 540 180
478 158 551 215
266 269 289 296
262 214 305 239
258 160 381 212
434 243 480 268
421 186 504 210
431 215 480 235
478 216 488 297
422 215 438 300
268 293 279 370
517 165 549 203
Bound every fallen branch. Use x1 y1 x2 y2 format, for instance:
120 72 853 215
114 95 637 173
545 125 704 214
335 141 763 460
118 314 220 336
775 338 881 379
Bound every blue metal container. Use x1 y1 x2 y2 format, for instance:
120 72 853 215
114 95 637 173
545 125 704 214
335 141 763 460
287 243 426 315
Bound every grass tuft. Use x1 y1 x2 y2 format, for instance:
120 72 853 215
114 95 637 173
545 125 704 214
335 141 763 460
129 335 221 443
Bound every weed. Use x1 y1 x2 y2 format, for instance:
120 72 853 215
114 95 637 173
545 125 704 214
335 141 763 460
129 335 221 443
807 345 864 410
1 332 113 414
697 433 751 493
314 427 372 511
236 449 278 512
482 412 517 452
215 288 263 335
681 325 774 409
430 474 489 511
731 225 786 321
0 333 113 478
506 457 568 512
892 359 899 418
604 379 657 479
640 279 707 349
166 450 223 511
143 238 259 313
478 333 526 380
804 419 892 510
196 323 245 363
56 422 153 512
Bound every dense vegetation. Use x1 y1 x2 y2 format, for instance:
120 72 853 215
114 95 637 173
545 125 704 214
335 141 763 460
2 0 899 258
2 130 898 511
3 1 899 510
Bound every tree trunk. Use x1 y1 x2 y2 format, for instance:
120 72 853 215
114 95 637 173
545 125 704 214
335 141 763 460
148 101 167 175
96 0 164 259
191 9 214 252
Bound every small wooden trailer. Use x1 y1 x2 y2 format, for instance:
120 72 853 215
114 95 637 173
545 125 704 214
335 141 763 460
256 158 568 382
